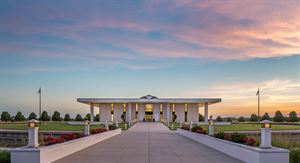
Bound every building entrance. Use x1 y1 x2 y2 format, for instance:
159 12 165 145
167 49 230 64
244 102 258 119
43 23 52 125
144 103 154 122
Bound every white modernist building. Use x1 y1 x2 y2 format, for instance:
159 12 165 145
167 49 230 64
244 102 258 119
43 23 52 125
77 95 221 123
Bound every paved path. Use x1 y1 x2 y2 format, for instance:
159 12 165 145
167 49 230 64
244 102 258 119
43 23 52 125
54 123 243 163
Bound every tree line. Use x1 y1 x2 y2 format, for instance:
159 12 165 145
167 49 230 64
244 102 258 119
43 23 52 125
0 111 99 122
199 110 299 122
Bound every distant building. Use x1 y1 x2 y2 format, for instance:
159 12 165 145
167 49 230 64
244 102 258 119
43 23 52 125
77 95 221 123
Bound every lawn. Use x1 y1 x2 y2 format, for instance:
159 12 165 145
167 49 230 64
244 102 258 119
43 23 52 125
0 122 104 131
214 124 300 132
169 122 300 132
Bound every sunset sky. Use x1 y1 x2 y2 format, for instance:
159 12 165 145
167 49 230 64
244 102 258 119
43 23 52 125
0 0 299 117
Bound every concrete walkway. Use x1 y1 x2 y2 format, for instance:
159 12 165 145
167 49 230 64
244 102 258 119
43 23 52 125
54 123 244 163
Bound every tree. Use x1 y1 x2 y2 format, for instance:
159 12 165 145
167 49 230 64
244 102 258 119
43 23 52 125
52 111 61 121
274 111 285 122
199 114 204 122
95 114 100 121
40 111 50 121
75 114 83 121
238 116 245 122
261 112 272 121
250 114 259 122
172 112 177 122
226 117 232 122
120 113 126 122
14 111 26 121
289 111 299 122
84 113 90 121
28 112 37 120
1 111 11 121
216 116 223 122
64 114 71 121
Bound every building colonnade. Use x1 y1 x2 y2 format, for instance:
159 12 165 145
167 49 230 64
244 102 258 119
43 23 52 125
88 102 209 123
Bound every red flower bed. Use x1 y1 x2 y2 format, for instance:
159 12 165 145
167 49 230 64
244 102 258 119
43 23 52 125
242 136 256 146
196 128 207 135
214 132 256 146
181 124 190 130
44 133 83 146
91 128 107 134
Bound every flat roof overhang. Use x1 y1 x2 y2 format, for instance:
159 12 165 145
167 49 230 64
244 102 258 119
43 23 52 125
77 98 221 107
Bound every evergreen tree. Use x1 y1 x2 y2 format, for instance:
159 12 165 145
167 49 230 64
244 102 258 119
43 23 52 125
40 111 50 121
250 114 259 122
14 111 26 121
261 112 272 121
289 111 299 122
28 112 37 120
52 111 61 121
1 111 11 121
75 114 83 121
238 116 245 122
64 114 71 121
274 111 285 122
95 114 100 121
226 117 232 122
84 113 91 121
216 116 223 122
199 114 204 122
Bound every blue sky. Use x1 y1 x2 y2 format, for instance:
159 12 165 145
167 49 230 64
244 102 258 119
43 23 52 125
0 0 299 117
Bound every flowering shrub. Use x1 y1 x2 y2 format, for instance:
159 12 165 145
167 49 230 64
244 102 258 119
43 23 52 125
44 133 82 146
242 137 256 146
191 126 202 132
181 124 190 130
91 128 107 134
191 125 207 135
109 124 117 130
196 128 207 135
224 133 231 141
231 132 246 143
214 132 256 146
214 132 225 139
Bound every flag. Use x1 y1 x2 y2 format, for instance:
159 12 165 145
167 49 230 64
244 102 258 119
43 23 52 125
37 88 41 94
256 88 260 96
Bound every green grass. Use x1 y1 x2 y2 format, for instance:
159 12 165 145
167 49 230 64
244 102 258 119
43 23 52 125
0 122 104 131
198 124 300 132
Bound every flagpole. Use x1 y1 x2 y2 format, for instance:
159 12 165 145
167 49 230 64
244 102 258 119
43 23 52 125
258 88 260 117
39 88 41 119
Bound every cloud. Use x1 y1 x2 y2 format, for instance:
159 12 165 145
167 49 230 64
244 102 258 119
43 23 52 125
0 0 299 68
184 78 300 116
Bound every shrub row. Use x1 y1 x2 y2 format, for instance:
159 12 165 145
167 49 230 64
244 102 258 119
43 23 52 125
214 132 256 146
91 128 107 134
43 133 83 146
191 126 207 135
0 150 10 163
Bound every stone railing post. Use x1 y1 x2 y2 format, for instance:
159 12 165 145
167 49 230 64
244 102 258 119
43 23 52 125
27 119 39 147
105 120 109 130
260 120 272 148
208 119 214 136
84 120 90 136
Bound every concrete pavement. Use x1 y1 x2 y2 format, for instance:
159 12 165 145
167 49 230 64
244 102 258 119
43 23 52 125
54 123 244 163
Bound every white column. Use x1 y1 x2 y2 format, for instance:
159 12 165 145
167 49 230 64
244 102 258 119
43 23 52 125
204 103 208 123
127 103 132 122
90 104 94 122
166 103 171 122
98 105 101 122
